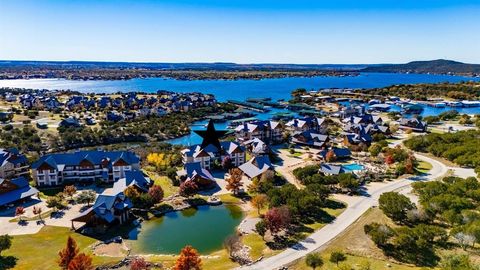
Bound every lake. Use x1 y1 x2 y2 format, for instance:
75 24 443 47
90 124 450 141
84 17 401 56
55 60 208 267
127 205 243 255
1 72 478 102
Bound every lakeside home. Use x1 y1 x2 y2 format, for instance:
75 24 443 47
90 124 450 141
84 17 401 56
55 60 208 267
398 118 428 132
31 150 140 186
234 120 283 144
0 148 29 180
0 177 39 207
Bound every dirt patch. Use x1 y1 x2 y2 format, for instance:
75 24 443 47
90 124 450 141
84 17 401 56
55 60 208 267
93 242 130 257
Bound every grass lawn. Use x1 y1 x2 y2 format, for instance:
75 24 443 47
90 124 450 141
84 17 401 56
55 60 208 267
146 171 179 197
3 226 120 270
289 207 425 270
415 160 433 174
38 187 64 199
146 249 238 270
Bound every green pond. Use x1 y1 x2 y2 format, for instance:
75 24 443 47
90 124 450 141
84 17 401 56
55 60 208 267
128 204 243 254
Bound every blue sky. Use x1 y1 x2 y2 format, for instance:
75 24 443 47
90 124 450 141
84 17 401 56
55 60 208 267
1 0 479 64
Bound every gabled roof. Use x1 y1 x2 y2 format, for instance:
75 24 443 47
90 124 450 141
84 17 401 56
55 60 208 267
113 170 151 193
319 148 352 159
185 162 215 182
0 177 39 206
0 148 27 167
32 150 139 170
239 156 273 178
319 164 344 175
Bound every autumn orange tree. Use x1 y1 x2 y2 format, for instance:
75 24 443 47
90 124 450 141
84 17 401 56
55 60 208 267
58 236 79 270
148 185 164 204
64 185 77 201
325 149 336 162
15 206 25 223
251 194 268 216
124 186 140 199
68 253 94 270
130 257 150 270
226 168 243 196
174 245 202 270
33 206 42 221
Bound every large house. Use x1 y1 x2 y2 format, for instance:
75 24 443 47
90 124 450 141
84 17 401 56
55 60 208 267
0 177 39 207
31 150 140 186
72 188 132 233
286 117 328 133
0 148 29 180
239 155 274 179
182 141 246 170
399 118 427 132
291 131 330 149
182 120 246 170
182 162 215 187
234 120 283 144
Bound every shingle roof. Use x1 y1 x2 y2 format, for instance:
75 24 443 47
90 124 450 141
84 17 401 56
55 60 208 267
0 177 39 206
319 148 352 159
32 150 139 169
185 162 215 181
320 164 344 175
113 170 151 193
239 156 273 178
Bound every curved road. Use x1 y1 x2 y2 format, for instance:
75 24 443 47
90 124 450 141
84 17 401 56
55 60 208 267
240 153 448 270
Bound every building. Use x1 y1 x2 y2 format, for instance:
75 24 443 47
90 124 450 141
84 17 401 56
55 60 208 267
399 118 427 132
0 148 29 180
31 150 140 186
239 155 273 179
0 177 39 207
319 147 352 161
243 138 269 156
182 141 246 170
319 164 344 176
286 117 327 133
291 131 330 149
182 162 215 187
71 189 132 233
182 120 246 170
234 120 283 144
112 170 152 193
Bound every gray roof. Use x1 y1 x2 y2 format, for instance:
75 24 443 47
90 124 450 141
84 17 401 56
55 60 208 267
320 164 344 175
239 156 273 178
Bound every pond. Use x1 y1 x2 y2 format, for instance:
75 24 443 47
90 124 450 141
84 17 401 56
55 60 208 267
127 204 243 255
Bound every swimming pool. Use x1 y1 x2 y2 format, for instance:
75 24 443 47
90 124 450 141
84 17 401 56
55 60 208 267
342 163 365 172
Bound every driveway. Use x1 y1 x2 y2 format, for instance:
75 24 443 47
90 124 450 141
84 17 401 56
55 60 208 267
239 153 449 270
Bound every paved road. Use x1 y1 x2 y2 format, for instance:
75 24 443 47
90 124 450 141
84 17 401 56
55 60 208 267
239 153 448 270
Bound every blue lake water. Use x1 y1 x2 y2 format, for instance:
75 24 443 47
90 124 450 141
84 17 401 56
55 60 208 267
0 72 478 102
2 73 479 146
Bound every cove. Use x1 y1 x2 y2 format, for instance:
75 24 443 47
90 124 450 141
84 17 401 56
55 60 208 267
127 205 243 255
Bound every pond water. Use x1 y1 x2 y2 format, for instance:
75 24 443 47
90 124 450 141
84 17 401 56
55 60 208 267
127 205 243 255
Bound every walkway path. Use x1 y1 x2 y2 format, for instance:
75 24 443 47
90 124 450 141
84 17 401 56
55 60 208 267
239 153 449 270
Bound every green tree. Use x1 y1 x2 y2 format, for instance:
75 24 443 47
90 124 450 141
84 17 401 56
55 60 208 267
0 235 12 256
379 192 415 224
305 253 323 269
329 251 346 266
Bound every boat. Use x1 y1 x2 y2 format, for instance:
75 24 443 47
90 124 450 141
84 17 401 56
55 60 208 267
433 102 446 108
